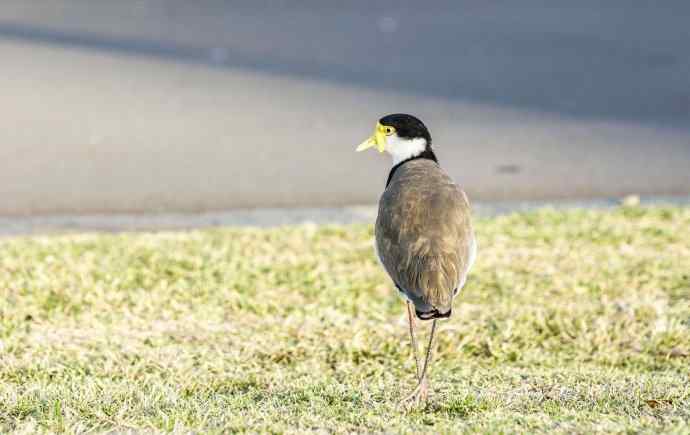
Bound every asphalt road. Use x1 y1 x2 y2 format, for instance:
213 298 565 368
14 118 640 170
1 1 689 215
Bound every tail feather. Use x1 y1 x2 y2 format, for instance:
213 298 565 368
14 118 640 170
415 307 451 321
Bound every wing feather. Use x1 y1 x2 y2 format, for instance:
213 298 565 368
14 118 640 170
375 160 475 313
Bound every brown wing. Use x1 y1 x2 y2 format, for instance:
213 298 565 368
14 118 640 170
375 159 474 314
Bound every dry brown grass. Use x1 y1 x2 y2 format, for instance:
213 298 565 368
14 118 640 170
1 206 689 433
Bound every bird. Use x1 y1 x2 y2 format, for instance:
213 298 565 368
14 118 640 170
356 113 476 408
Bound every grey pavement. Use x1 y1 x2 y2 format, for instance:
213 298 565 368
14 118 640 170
1 1 689 216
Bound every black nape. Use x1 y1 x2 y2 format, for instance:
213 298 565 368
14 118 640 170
385 149 438 187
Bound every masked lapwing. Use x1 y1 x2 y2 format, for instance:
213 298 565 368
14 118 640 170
357 114 476 407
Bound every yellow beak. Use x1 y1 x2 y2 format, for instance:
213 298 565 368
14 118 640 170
356 122 387 153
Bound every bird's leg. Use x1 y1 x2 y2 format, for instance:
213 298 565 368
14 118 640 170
406 301 422 380
400 319 438 409
417 318 438 402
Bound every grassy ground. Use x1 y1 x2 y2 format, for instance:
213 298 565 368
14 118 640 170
1 206 689 434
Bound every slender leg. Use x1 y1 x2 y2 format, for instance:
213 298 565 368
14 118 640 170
406 301 421 380
419 319 438 384
400 319 438 409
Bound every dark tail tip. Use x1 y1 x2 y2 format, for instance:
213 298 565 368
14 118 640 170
415 308 451 321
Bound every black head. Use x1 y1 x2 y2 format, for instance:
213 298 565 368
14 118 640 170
378 114 438 187
379 113 432 146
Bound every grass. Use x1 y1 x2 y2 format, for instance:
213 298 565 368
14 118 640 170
1 205 689 434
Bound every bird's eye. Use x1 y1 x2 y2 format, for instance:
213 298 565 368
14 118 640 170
385 127 394 135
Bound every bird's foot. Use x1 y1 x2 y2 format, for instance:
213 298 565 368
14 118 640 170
398 379 429 411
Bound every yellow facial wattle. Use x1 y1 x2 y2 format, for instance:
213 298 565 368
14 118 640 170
356 122 395 153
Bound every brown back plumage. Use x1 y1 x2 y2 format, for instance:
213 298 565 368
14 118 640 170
375 159 475 317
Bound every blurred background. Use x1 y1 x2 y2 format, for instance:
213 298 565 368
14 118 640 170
1 1 689 220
